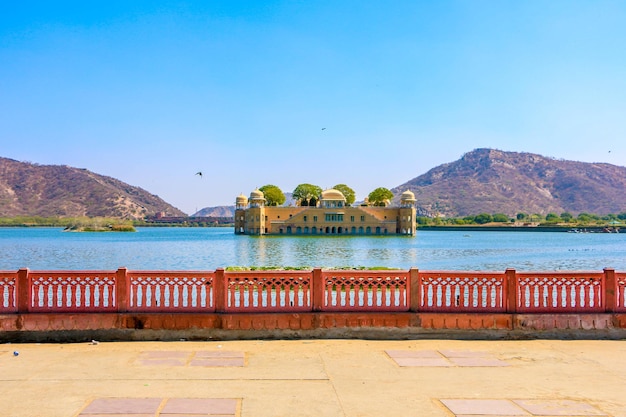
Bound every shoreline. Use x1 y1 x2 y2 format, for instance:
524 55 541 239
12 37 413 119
1 224 623 233
418 225 623 233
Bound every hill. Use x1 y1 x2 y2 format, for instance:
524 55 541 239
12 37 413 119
192 206 235 217
192 192 296 217
0 157 185 219
392 148 626 217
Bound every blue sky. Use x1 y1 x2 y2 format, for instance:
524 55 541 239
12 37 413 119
1 1 625 215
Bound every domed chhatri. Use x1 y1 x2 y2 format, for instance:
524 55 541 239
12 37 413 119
235 193 248 210
400 190 416 207
249 189 264 200
248 189 266 208
234 187 416 236
321 188 346 201
401 190 416 200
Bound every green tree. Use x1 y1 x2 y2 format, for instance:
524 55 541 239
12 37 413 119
332 184 356 206
560 212 573 222
545 213 561 223
416 216 430 225
577 212 599 224
516 213 528 221
292 183 322 206
474 213 493 224
368 187 393 206
492 213 509 223
259 184 286 207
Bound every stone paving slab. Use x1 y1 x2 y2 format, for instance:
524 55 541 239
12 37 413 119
160 398 238 415
441 399 530 416
78 398 238 417
441 398 609 416
512 399 608 416
386 349 510 367
80 398 163 414
136 351 246 367
0 340 625 417
447 357 509 367
393 356 453 367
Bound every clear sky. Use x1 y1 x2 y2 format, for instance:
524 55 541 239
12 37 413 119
1 1 625 215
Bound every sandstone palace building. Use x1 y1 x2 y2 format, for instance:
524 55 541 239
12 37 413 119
235 188 417 236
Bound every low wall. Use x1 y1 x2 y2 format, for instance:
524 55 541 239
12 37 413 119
1 267 625 341
2 312 626 342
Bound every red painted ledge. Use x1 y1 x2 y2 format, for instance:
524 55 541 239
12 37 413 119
2 312 625 336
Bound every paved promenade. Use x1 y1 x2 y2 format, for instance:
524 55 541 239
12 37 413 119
1 339 625 417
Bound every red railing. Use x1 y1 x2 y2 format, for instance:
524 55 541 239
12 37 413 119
516 272 604 313
616 272 626 313
0 271 17 313
4 267 625 314
29 270 117 312
418 271 506 312
321 270 409 312
224 271 311 312
127 271 215 312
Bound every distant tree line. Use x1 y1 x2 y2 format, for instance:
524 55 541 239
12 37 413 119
4 210 625 229
0 216 135 229
417 211 626 227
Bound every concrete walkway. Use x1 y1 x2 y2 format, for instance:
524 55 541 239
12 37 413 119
1 339 625 417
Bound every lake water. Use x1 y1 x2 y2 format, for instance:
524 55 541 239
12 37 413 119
1 227 625 272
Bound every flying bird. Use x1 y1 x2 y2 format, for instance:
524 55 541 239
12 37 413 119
321 127 326 130
196 171 203 178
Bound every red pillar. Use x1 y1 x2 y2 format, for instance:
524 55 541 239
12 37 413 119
214 268 226 313
505 268 517 313
604 268 617 312
16 268 30 313
409 268 420 312
116 267 129 312
312 268 324 312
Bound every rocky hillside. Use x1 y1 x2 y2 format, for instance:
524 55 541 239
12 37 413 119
392 148 626 217
192 192 296 217
192 206 235 217
0 157 185 219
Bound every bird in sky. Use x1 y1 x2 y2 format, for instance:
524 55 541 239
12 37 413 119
321 127 326 130
196 171 203 178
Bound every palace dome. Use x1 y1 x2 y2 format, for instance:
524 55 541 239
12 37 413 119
400 190 416 201
249 189 265 200
321 189 346 201
236 193 248 204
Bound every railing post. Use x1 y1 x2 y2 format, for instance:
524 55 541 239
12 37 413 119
409 267 420 312
116 267 129 312
16 268 30 313
505 268 517 313
214 268 226 313
604 268 616 313
312 268 324 312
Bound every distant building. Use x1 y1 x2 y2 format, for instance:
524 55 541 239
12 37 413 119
234 188 417 236
146 213 233 225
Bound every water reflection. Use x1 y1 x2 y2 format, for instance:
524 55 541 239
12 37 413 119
1 227 626 271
